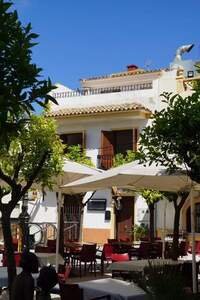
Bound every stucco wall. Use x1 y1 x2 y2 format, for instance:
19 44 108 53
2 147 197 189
28 191 57 225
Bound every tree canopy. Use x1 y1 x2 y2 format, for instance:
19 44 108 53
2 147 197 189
0 0 57 143
140 90 200 183
0 115 64 196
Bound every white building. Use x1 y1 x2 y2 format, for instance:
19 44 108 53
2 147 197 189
34 46 200 244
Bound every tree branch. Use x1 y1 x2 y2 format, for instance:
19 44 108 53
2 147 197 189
177 192 189 210
21 151 49 196
13 152 24 181
0 168 16 188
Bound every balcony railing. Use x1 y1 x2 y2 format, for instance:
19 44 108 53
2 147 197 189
97 154 114 170
53 82 152 99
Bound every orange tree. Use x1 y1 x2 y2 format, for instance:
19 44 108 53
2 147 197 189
0 0 63 291
140 88 200 259
0 115 65 290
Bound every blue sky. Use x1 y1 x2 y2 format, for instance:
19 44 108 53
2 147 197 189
14 0 200 89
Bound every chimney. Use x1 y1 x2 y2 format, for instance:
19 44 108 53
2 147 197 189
127 64 138 72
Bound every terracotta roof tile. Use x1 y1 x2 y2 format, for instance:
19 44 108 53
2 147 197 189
47 102 151 118
80 68 166 82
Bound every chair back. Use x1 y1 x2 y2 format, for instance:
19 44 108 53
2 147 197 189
138 242 151 259
58 264 71 283
47 239 56 252
35 245 50 253
151 242 162 258
107 239 118 244
2 252 21 267
12 238 18 251
111 253 129 262
59 283 83 300
79 244 97 262
102 244 113 260
179 241 188 256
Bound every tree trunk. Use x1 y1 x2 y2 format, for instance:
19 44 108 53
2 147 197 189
1 209 16 292
171 206 181 260
149 203 155 243
171 194 188 260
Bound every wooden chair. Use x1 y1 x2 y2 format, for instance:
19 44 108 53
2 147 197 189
35 245 50 253
178 241 188 257
129 242 152 260
111 253 130 279
2 251 21 267
111 253 129 262
150 242 162 259
96 243 114 275
47 239 56 253
72 244 97 277
59 283 111 300
107 239 118 244
57 264 71 283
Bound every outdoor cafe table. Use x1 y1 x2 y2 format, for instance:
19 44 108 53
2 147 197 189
108 259 183 274
35 252 64 267
0 267 39 287
79 278 147 300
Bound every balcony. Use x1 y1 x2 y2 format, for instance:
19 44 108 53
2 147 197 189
97 154 114 170
52 82 152 99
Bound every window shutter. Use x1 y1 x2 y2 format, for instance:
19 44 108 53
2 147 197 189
132 128 139 151
100 131 115 169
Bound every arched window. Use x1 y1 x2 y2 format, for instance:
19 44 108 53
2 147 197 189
186 203 200 233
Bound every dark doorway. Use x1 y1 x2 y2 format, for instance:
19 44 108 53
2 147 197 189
116 197 134 242
63 195 82 242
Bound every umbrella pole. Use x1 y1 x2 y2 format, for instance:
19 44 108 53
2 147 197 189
162 197 167 258
56 191 62 272
191 186 197 294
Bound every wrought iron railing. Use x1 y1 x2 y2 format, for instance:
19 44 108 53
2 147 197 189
97 154 114 170
52 82 152 98
64 221 79 242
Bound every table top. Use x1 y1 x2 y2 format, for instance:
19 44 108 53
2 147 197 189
108 259 183 273
79 278 147 300
35 253 64 266
0 267 38 287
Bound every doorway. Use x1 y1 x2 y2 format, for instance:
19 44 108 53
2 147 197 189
116 197 134 242
63 195 82 242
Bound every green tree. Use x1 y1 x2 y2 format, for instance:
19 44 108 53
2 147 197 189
140 90 200 259
65 145 94 167
113 150 141 167
0 115 64 290
163 192 188 260
0 0 57 144
140 189 163 242
113 150 162 242
0 1 61 289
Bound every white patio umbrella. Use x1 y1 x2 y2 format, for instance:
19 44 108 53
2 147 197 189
61 160 199 293
55 159 103 271
61 161 192 193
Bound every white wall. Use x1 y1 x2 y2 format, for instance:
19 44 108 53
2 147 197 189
134 194 149 226
82 189 112 229
28 191 57 225
156 199 175 231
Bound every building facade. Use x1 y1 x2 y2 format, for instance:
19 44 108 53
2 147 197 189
45 49 199 244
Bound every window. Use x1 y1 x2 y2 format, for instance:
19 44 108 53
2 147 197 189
186 203 200 233
99 129 138 169
60 133 84 153
87 199 107 211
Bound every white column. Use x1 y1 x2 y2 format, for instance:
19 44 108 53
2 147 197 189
191 186 197 293
55 191 63 272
